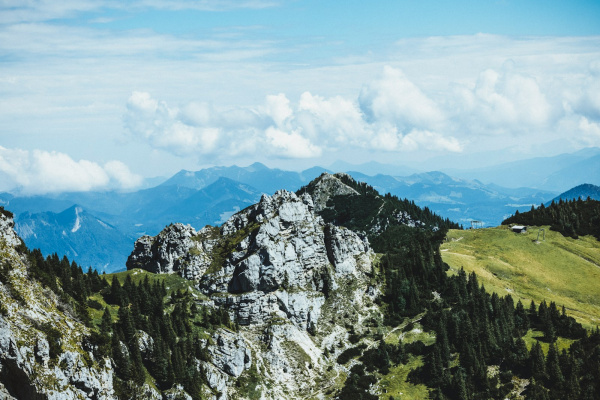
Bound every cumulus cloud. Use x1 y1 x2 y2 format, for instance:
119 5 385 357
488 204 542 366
0 147 142 194
578 117 600 145
124 91 322 160
265 127 322 158
359 66 445 130
452 68 552 135
125 67 465 160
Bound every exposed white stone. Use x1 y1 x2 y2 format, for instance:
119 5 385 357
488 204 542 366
208 329 252 378
0 212 117 400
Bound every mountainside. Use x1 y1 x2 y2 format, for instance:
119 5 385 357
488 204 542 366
15 205 133 273
441 226 600 329
2 172 600 399
549 183 600 204
503 198 600 240
0 208 117 399
297 172 460 240
126 185 377 398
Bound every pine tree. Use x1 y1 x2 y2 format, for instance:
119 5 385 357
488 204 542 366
546 343 564 388
514 300 529 334
530 341 548 382
108 276 123 305
453 368 469 400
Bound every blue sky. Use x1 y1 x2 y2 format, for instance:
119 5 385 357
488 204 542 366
1 0 600 194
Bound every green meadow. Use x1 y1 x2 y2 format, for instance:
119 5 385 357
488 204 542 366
441 225 600 329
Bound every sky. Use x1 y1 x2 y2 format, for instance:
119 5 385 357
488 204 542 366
1 0 600 194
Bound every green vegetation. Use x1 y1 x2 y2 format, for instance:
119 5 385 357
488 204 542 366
303 173 600 399
441 226 600 328
18 248 232 400
379 355 430 400
202 221 261 275
297 173 460 253
503 197 600 239
522 329 575 355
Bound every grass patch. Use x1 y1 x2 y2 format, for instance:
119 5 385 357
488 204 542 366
442 226 600 329
378 355 430 399
522 329 576 355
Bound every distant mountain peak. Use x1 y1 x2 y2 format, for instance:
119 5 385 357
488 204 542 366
297 173 360 212
549 183 600 205
246 162 269 171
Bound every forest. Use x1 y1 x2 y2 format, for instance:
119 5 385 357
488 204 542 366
502 198 600 240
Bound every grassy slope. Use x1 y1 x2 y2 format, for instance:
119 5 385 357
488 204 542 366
441 225 600 329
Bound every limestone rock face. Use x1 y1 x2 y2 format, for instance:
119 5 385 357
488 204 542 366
126 188 381 399
208 329 252 378
127 223 219 280
192 190 370 330
129 189 373 331
0 211 22 248
0 211 117 400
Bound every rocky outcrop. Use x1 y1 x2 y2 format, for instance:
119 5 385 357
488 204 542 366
209 329 252 377
304 173 360 212
130 189 372 330
0 211 117 400
127 223 219 280
126 188 380 399
0 209 22 248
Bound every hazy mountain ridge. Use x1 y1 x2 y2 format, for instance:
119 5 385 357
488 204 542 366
548 183 600 204
444 147 600 191
347 170 556 227
15 205 134 272
2 149 596 272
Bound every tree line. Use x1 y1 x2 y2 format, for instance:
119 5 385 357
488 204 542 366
502 198 600 240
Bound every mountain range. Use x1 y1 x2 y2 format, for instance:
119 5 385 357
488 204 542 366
443 147 600 191
2 149 599 272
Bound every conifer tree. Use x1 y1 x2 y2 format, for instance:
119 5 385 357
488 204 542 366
530 342 548 382
546 343 564 389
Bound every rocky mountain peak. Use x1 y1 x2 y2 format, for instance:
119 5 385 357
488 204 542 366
297 172 360 212
124 188 380 398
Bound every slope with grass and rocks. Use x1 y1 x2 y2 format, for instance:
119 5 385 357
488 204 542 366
2 173 600 399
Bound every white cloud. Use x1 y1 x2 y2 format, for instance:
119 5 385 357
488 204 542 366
359 66 445 131
104 160 144 189
265 93 293 128
402 130 463 153
451 68 552 135
297 92 367 145
265 127 322 158
0 147 143 194
578 117 600 145
124 70 466 161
